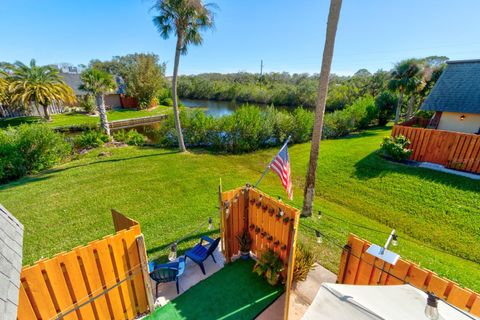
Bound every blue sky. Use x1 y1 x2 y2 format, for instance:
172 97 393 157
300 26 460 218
1 0 479 76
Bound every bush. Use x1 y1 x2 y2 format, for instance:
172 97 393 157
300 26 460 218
375 92 398 126
78 94 97 114
323 110 352 138
160 97 173 106
380 135 413 162
74 130 110 149
293 243 316 282
344 95 377 129
113 129 147 146
0 124 71 183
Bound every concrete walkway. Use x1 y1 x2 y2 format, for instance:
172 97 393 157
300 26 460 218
256 263 337 320
152 247 225 307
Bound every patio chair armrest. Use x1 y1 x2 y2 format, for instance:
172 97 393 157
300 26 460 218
200 235 215 244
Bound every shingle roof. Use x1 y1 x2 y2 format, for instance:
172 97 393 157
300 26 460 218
421 60 480 114
0 204 23 320
60 73 88 96
60 73 126 96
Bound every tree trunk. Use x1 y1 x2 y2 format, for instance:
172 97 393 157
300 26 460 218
394 90 404 124
302 0 343 217
96 94 110 136
172 34 187 152
42 104 51 121
407 94 415 119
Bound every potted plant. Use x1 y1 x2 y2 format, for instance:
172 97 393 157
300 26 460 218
253 249 284 286
236 229 252 260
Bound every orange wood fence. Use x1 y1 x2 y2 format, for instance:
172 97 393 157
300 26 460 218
337 234 480 317
392 125 480 173
220 186 300 320
17 211 153 320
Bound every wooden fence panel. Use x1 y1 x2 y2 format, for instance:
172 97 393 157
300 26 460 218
337 234 480 317
221 186 300 279
392 125 480 174
17 226 150 320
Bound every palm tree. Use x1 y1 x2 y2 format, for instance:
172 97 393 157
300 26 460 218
8 59 76 121
388 59 422 124
152 0 217 152
79 68 116 136
302 0 343 217
0 73 8 105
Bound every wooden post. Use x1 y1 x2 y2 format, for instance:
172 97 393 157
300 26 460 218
283 213 300 320
337 244 352 284
136 234 155 313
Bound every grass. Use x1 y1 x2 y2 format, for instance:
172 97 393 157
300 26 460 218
147 259 283 320
0 126 479 291
0 105 171 129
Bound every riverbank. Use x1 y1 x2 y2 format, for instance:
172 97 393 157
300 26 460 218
0 105 171 129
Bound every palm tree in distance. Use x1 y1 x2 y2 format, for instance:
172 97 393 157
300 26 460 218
79 68 116 136
302 0 343 217
388 59 422 124
8 59 76 121
152 0 217 152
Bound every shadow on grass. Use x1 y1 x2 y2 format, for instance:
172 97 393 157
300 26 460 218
0 149 180 190
147 230 219 263
354 151 480 192
0 116 43 128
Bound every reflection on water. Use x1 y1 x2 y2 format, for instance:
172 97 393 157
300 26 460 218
111 122 163 144
181 99 238 117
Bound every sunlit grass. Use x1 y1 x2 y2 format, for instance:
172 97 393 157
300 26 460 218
0 126 478 290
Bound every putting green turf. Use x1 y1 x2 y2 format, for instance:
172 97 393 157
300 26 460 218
147 259 283 320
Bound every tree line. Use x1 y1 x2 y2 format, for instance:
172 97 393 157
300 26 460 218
178 55 448 123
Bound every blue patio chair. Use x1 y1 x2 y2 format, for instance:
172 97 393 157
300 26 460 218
185 236 221 275
149 256 185 295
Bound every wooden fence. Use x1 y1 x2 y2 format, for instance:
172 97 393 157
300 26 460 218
337 234 480 317
17 211 153 320
220 186 300 320
392 124 480 174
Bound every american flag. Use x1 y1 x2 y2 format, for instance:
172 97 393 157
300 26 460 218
270 145 293 200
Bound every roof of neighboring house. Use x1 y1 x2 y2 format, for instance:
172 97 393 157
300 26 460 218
60 73 126 96
0 204 24 320
421 59 480 114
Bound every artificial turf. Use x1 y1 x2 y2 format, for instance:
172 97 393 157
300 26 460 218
147 259 283 320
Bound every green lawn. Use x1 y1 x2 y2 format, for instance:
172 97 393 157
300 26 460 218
0 105 171 129
147 259 283 320
0 126 479 291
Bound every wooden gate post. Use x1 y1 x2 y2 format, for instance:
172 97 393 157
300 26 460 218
283 214 300 320
136 234 155 312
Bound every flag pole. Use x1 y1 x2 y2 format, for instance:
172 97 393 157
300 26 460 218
254 135 291 188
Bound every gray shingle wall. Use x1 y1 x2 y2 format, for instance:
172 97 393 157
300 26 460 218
0 205 23 320
421 60 480 114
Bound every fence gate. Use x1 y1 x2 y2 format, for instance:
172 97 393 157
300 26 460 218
17 211 153 320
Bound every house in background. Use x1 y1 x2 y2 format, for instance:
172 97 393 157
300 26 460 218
421 60 480 134
392 59 480 174
60 72 125 109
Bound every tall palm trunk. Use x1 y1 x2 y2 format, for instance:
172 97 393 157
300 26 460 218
407 95 415 119
172 34 187 152
96 94 110 136
42 104 51 121
302 0 342 217
394 90 404 124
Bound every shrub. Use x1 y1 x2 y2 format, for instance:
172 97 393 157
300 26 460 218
0 124 71 183
380 135 413 162
344 95 377 129
291 107 314 143
293 243 316 282
323 110 352 138
253 249 284 286
74 130 110 149
113 129 147 146
78 94 97 114
160 97 173 106
375 92 398 126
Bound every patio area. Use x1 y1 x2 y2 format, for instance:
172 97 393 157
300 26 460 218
147 257 283 319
